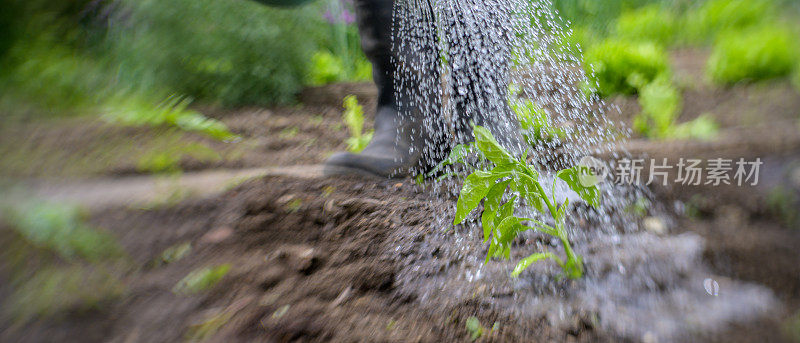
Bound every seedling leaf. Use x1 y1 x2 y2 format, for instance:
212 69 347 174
473 125 515 166
511 252 560 277
482 180 511 242
556 166 601 208
454 171 499 225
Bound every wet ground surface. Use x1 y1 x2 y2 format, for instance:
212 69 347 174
2 50 800 342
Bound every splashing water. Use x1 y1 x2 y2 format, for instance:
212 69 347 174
388 1 780 340
392 0 637 232
392 0 618 166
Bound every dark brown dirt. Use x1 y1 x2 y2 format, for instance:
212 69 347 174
0 175 615 342
3 48 800 342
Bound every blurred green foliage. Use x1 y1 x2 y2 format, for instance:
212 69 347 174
683 0 777 43
5 201 124 262
109 0 321 107
511 98 564 145
671 114 719 140
1 0 369 123
707 25 800 84
308 50 372 86
173 264 231 295
614 5 678 45
583 39 670 96
633 75 681 138
1 198 128 323
103 95 239 141
342 95 373 153
136 142 221 175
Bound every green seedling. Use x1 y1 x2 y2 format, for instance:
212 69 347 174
465 316 483 341
342 95 374 153
511 98 564 145
173 264 231 295
442 125 600 279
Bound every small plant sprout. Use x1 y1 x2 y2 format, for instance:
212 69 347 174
510 98 564 145
342 95 374 153
444 125 601 279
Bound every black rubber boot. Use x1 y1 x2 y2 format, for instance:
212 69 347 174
324 0 438 178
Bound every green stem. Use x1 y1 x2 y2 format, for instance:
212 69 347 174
533 178 583 279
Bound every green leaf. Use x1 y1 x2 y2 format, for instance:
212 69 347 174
473 125 515 166
557 166 601 208
494 215 521 246
454 171 499 225
515 172 546 212
482 180 511 242
428 143 472 176
173 264 231 295
485 242 497 263
495 197 517 228
511 252 560 277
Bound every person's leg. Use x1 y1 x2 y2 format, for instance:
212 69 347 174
325 0 448 178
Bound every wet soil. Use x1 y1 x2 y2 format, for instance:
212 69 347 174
2 49 800 342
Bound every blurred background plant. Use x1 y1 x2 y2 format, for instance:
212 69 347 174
0 0 798 140
307 0 372 85
0 0 369 119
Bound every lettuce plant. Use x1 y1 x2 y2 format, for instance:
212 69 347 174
707 25 800 84
583 39 670 96
614 4 678 46
443 126 600 279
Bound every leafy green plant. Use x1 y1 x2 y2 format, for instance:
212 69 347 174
342 95 373 153
109 0 322 107
707 25 800 84
583 39 670 96
308 50 372 86
633 75 682 138
671 114 719 140
614 4 677 45
633 76 719 140
104 95 239 142
684 0 776 43
173 264 231 295
446 126 600 279
511 98 564 145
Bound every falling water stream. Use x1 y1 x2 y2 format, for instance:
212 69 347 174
388 0 779 340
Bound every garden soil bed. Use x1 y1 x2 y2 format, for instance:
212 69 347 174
4 167 799 342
